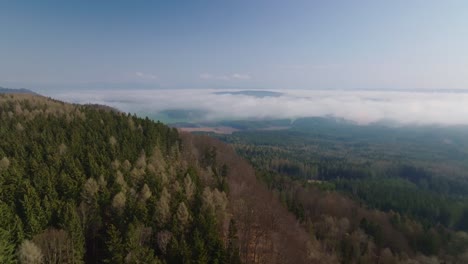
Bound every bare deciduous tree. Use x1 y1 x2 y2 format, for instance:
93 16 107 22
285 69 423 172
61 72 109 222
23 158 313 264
176 202 190 227
82 178 99 204
112 192 126 212
109 136 117 147
184 174 195 202
32 229 74 264
139 184 152 203
154 187 171 226
156 231 172 254
0 157 10 171
18 240 43 264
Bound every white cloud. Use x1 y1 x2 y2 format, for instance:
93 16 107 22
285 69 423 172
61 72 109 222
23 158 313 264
199 73 229 80
231 73 251 80
51 89 468 126
200 73 251 81
135 72 158 80
278 64 342 71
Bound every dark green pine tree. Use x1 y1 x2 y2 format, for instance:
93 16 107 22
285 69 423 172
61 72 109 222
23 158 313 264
0 228 16 264
192 229 209 264
104 224 125 263
61 202 85 263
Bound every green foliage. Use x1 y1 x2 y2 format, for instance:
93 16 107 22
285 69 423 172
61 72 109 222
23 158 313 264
360 218 383 247
104 224 124 263
0 228 16 264
214 117 468 261
0 95 229 263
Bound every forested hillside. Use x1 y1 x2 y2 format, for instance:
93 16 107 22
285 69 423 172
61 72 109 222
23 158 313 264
2 94 467 264
0 94 329 263
214 122 468 263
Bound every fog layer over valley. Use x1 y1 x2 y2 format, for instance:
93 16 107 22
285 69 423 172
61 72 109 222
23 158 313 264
52 89 468 126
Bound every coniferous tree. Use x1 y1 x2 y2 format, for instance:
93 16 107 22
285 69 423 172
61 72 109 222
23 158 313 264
0 228 16 264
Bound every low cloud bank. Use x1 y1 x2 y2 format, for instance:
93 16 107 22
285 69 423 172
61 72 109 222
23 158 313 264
52 89 468 126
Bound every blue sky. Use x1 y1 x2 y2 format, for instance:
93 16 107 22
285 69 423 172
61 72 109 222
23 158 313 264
1 0 468 91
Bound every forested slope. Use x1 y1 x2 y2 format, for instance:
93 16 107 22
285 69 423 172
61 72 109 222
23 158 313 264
0 94 324 263
3 94 465 264
216 123 468 263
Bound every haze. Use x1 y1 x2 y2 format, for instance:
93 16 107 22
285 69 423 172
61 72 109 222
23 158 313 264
1 1 468 125
54 89 468 126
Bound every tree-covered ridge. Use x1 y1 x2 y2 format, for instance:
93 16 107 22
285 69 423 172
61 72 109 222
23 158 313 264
0 94 334 264
0 94 231 263
0 87 37 95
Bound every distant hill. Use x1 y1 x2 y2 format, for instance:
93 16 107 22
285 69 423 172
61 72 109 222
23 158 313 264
0 86 38 95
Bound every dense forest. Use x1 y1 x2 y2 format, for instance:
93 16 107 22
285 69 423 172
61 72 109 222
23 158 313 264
213 119 468 263
1 94 468 263
0 94 330 263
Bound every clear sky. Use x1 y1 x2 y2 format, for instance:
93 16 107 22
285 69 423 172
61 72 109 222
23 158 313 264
1 0 468 91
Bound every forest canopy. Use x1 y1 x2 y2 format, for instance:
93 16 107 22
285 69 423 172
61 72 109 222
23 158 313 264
1 94 468 263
